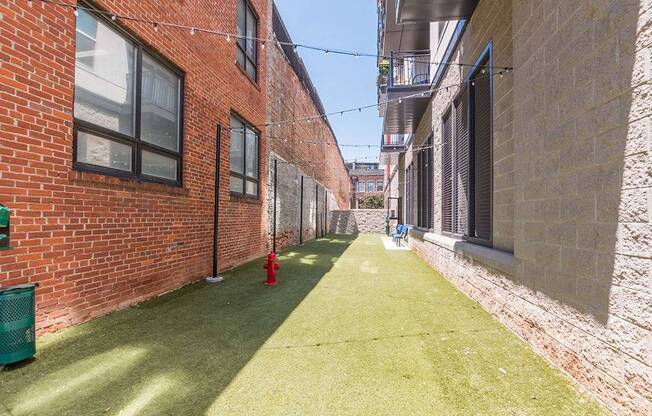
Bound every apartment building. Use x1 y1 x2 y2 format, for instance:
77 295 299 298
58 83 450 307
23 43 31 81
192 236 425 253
378 0 651 414
0 0 348 334
346 162 384 208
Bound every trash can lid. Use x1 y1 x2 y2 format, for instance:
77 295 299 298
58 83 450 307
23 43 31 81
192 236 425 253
0 283 38 295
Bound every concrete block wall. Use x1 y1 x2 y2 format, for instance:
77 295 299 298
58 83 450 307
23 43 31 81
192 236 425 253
266 154 332 252
329 210 386 234
402 0 652 414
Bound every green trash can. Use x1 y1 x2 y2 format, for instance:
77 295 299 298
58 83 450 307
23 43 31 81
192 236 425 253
0 283 38 365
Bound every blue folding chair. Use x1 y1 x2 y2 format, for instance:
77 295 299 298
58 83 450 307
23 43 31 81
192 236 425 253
393 224 408 246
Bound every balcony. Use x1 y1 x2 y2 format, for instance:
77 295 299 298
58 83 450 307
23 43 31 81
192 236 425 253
396 0 479 23
381 133 411 152
382 52 431 135
377 0 429 56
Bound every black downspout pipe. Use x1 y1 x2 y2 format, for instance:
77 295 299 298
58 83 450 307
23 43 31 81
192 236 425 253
324 190 327 236
299 175 304 245
208 124 223 283
315 184 319 239
273 158 278 253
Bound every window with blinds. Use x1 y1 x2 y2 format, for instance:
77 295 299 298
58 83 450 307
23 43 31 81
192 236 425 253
472 58 492 242
416 135 433 229
441 109 453 233
440 54 492 245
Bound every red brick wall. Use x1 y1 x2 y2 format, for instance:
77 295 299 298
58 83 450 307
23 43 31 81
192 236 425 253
265 31 350 211
0 0 269 334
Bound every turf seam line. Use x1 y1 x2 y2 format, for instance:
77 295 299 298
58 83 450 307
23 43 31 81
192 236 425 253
262 328 501 350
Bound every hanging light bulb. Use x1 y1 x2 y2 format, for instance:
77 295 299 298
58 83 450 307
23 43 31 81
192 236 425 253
28 0 33 8
190 28 196 35
73 6 78 16
153 22 159 32
261 41 266 49
481 68 486 74
111 15 117 21
499 71 504 78
226 34 231 43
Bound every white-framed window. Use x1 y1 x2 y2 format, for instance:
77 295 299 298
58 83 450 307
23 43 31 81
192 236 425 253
367 181 375 193
357 181 365 193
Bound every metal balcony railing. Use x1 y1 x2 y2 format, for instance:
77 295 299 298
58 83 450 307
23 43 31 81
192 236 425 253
389 52 430 88
381 134 411 150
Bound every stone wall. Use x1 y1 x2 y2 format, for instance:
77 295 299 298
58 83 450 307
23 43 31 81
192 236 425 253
329 210 386 234
266 154 333 252
401 0 652 414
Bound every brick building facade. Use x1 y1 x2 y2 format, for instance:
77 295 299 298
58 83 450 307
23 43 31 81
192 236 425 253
347 162 384 209
265 4 350 251
0 0 348 335
379 0 651 414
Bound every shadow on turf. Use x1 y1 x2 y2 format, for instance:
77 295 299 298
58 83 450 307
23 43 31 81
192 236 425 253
1 235 355 416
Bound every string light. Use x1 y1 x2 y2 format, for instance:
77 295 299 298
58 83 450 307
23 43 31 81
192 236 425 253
226 34 231 43
72 6 78 16
153 22 158 32
35 0 513 71
190 28 196 35
111 14 116 21
28 0 33 7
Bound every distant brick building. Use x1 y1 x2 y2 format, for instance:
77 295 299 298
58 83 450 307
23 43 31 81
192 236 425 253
0 0 348 334
346 162 384 208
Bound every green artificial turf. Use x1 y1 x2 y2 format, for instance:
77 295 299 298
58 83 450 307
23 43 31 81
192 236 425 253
0 235 606 415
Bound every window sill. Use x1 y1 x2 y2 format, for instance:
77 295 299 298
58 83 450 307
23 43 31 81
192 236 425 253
68 170 189 196
410 230 515 276
236 63 260 91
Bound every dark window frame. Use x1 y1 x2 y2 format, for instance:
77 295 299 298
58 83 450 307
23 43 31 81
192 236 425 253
229 113 260 199
236 0 259 82
440 42 493 246
72 4 185 187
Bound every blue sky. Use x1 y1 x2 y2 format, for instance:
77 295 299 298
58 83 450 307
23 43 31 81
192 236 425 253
274 0 382 164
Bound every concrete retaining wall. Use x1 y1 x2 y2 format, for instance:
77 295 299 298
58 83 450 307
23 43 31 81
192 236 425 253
329 209 386 234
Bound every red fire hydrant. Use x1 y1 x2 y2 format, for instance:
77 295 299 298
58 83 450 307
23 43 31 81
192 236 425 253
263 251 280 286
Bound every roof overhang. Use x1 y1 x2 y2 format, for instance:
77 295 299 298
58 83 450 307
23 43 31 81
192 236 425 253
396 0 479 23
381 0 429 55
383 87 430 135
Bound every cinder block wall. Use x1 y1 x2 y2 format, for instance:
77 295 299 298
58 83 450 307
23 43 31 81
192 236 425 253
0 0 269 334
404 0 652 414
329 210 386 234
266 154 332 251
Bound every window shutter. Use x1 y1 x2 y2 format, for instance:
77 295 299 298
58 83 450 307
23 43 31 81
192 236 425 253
453 87 470 236
441 111 453 233
472 71 492 241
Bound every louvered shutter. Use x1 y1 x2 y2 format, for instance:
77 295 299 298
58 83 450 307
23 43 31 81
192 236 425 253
427 136 434 229
453 88 470 236
441 111 453 233
473 70 492 241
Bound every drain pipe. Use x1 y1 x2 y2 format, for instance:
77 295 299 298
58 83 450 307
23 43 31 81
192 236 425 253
207 124 224 284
